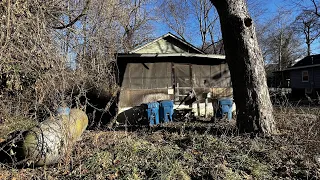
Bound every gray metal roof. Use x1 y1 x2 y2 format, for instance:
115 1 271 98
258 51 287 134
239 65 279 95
283 54 320 71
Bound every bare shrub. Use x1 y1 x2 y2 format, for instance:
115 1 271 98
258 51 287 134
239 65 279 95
0 0 120 168
274 96 320 158
0 0 157 168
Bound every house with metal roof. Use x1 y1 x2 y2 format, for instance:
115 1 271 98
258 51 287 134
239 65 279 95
116 33 232 116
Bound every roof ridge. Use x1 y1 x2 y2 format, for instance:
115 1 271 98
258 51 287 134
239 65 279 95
130 32 205 54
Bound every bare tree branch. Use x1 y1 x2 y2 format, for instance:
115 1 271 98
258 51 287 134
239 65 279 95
311 0 320 17
52 0 90 29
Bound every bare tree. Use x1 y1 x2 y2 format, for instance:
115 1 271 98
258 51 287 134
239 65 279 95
0 0 71 115
118 0 155 52
1 0 155 127
293 10 320 56
158 0 190 40
295 0 320 17
311 0 320 17
190 0 220 52
210 0 277 135
158 0 222 53
259 10 305 69
246 0 268 21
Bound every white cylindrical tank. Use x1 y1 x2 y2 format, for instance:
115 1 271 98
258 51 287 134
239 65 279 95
22 109 88 166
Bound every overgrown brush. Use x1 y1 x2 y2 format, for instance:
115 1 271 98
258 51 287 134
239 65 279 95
0 0 120 169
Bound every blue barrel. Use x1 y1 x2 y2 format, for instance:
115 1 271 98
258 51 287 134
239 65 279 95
142 102 160 126
215 98 233 120
159 100 174 123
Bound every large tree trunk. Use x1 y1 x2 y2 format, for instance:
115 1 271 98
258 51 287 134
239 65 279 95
210 0 276 135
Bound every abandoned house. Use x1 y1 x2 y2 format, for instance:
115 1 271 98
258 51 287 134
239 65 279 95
279 54 320 98
116 33 232 116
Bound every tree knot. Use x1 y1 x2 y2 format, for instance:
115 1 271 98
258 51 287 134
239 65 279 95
244 17 252 27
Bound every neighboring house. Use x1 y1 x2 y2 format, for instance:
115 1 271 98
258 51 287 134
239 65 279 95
266 63 282 88
282 54 320 97
116 33 232 115
267 64 291 88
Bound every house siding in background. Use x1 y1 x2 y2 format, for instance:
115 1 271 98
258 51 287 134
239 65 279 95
290 67 320 89
283 54 320 97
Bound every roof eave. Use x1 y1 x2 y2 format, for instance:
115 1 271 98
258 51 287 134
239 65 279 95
283 64 320 71
117 53 225 59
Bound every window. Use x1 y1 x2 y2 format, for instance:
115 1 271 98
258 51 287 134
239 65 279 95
302 71 309 82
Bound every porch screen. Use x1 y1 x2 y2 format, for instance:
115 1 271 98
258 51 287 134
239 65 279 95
122 62 171 89
175 64 191 87
121 62 231 89
192 64 231 88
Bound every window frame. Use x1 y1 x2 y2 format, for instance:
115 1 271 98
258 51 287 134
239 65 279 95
302 70 309 82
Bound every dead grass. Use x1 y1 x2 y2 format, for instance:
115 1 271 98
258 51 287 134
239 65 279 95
1 107 320 179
